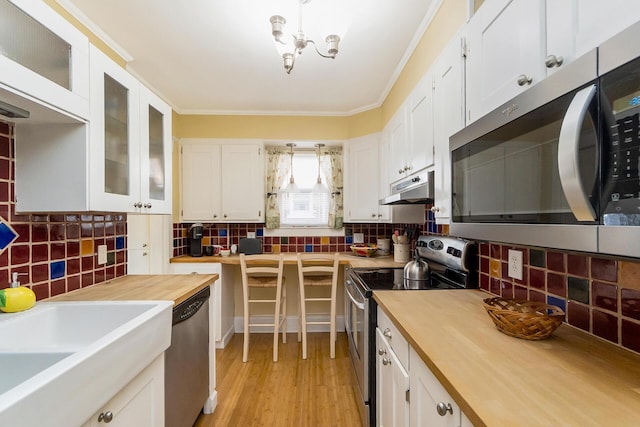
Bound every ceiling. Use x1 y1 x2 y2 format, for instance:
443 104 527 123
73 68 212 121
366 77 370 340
56 0 439 116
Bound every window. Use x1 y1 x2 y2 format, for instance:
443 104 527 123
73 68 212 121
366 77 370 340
279 152 330 226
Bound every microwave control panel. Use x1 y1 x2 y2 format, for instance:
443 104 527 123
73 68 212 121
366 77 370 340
608 112 640 200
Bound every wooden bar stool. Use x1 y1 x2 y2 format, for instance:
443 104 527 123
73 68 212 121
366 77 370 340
240 253 286 362
296 252 340 359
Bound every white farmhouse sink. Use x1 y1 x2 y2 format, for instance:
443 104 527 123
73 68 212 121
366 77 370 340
0 300 173 427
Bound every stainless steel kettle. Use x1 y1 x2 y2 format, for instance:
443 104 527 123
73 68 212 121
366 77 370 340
403 252 430 289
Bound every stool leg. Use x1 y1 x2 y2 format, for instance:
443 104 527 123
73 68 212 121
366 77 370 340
330 286 336 359
297 288 302 343
243 291 250 363
282 284 287 344
301 285 307 360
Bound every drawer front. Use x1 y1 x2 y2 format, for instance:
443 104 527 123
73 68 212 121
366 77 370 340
377 306 409 370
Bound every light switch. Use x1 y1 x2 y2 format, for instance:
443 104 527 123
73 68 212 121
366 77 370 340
98 245 107 265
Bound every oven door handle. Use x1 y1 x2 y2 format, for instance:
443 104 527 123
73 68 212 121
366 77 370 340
345 280 366 310
558 84 598 221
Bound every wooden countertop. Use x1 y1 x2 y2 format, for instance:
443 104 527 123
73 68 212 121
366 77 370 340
48 274 218 306
170 253 407 269
374 289 640 427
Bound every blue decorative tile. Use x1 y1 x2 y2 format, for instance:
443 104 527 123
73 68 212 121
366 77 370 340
115 236 125 250
0 218 18 253
50 261 66 280
219 229 228 237
547 295 566 314
428 220 438 234
256 228 263 237
345 236 353 244
305 244 313 252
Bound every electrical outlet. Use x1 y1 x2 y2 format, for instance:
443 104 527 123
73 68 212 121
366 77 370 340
98 245 107 265
508 249 523 280
247 231 256 239
353 233 364 244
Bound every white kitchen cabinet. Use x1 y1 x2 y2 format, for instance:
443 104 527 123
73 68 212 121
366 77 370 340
0 0 90 122
407 73 435 173
387 77 435 184
377 328 410 427
465 0 545 123
180 139 264 222
432 34 466 224
170 262 234 349
546 0 640 76
127 214 172 274
89 45 172 214
344 134 423 224
83 354 164 427
409 347 465 427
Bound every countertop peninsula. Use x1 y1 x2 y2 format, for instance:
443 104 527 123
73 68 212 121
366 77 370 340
374 289 640 427
170 253 407 268
48 274 218 305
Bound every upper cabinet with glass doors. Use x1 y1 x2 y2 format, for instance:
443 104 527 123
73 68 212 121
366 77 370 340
89 45 172 214
0 0 89 121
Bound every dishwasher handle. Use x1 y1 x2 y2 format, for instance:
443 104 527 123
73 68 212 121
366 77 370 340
173 286 211 325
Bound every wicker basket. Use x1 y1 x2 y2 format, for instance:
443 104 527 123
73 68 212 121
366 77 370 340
482 297 565 340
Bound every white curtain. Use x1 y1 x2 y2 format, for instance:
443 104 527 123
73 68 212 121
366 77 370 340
321 147 343 229
265 147 290 229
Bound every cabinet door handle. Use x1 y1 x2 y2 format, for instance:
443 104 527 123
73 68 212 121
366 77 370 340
430 206 440 213
382 357 391 366
223 214 227 218
436 402 453 416
383 328 392 339
378 348 387 356
517 74 533 86
134 202 143 208
371 213 376 218
213 214 218 219
98 411 114 423
545 54 563 68
398 168 404 175
144 202 152 209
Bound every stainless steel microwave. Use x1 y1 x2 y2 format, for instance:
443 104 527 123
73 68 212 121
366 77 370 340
450 22 640 258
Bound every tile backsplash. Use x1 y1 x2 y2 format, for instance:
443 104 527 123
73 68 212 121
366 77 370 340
0 122 127 300
478 241 640 354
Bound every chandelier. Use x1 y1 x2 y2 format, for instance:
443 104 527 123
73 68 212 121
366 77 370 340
269 0 341 74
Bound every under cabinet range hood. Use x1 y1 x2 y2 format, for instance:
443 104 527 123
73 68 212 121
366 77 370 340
379 170 434 205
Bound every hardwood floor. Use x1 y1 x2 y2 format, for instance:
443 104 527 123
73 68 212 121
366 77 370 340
195 332 364 427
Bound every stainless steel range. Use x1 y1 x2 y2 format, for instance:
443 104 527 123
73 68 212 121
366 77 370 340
344 235 477 426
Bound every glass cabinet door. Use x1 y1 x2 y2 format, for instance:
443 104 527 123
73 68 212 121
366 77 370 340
139 85 172 213
89 45 140 212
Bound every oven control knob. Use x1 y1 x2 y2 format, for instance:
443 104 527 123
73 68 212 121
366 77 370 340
378 348 387 356
383 328 392 339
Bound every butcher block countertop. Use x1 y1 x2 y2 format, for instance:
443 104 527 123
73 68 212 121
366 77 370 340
374 289 640 427
170 253 406 268
48 274 218 306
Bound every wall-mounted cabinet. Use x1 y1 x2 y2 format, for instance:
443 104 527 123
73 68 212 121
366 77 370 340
180 139 264 222
15 46 172 214
344 134 424 224
432 34 466 224
0 0 90 122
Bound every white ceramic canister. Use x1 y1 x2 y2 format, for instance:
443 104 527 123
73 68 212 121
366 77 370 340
377 238 391 255
394 243 410 263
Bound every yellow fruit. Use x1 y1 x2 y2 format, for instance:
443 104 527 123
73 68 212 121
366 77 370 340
0 286 36 313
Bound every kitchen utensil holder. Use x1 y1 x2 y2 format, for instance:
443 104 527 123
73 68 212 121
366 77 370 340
393 244 410 263
482 297 565 340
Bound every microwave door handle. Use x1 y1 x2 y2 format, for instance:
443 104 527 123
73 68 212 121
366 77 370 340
557 84 598 221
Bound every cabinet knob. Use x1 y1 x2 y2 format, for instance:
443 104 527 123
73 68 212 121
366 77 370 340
378 348 387 356
142 243 148 248
377 214 382 218
398 169 404 175
545 54 564 68
517 74 533 86
430 206 440 213
144 202 152 209
223 214 228 218
98 411 114 423
371 213 376 218
134 202 143 208
142 252 148 256
436 402 453 416
213 214 218 219
383 328 392 339
382 357 391 366
403 165 411 172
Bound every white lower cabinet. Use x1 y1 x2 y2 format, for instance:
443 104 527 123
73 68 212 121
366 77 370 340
376 328 410 427
83 354 164 427
377 307 472 427
170 263 233 349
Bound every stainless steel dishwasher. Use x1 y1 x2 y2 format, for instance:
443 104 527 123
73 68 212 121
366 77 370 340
165 286 210 427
